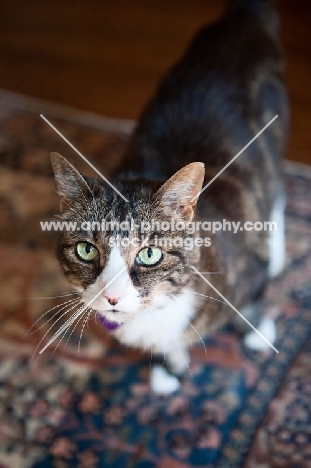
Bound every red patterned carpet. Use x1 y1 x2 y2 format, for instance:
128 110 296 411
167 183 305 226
0 90 311 468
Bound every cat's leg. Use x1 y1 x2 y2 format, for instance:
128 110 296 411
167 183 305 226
150 345 190 394
269 194 286 277
239 195 284 351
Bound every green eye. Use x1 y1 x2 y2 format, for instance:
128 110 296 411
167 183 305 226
76 242 99 262
137 247 163 266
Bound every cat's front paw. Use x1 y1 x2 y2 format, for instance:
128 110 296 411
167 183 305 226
150 365 180 394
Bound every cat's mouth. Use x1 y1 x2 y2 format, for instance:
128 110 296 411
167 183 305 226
97 313 123 331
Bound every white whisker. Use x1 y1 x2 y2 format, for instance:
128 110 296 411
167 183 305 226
24 298 81 338
185 290 226 305
27 292 80 300
38 304 87 354
191 271 223 275
26 300 82 337
187 321 208 357
31 300 82 362
54 308 89 355
183 326 193 347
94 313 99 326
39 266 127 354
173 339 192 376
78 308 93 352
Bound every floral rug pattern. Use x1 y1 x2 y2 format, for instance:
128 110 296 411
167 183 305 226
0 91 311 467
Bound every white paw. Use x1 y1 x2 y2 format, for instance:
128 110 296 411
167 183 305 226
244 317 276 351
150 365 180 394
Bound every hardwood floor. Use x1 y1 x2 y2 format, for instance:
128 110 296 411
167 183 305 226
0 0 310 163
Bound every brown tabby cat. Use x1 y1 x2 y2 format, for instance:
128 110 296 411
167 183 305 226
51 0 288 393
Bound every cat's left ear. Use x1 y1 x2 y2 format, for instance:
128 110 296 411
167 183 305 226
156 162 205 220
51 152 91 211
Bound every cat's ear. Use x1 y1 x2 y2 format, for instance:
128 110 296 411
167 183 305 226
51 152 90 210
156 162 205 220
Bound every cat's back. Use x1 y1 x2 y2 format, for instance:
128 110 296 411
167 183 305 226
120 0 288 184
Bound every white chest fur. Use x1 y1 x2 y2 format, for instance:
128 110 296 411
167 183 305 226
114 289 196 354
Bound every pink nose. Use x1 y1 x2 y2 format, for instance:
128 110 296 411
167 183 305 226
104 296 119 306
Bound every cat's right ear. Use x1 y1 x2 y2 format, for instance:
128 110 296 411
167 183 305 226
51 152 90 211
156 162 205 220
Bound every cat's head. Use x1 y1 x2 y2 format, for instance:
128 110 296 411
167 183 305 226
51 153 204 331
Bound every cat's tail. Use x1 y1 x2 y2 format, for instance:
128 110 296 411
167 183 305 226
228 0 279 36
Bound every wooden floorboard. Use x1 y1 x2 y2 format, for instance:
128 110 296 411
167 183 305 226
0 0 310 163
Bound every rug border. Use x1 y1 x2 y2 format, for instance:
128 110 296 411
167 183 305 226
217 306 311 467
0 88 135 136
